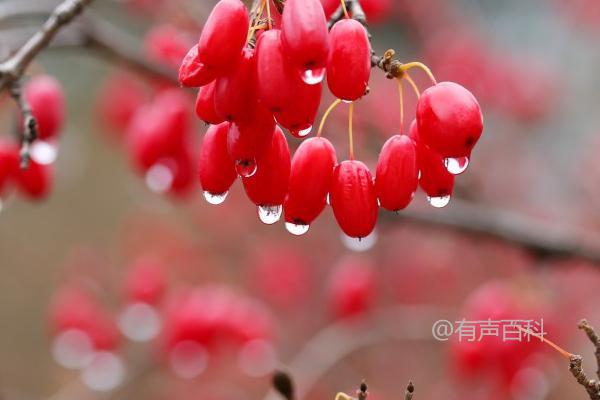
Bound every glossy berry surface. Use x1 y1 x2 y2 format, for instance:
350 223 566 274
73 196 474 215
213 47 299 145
24 75 65 140
327 19 371 101
199 122 237 196
195 81 224 125
284 137 337 226
416 81 484 158
375 134 419 211
330 160 379 238
15 159 53 200
179 44 218 87
214 48 257 123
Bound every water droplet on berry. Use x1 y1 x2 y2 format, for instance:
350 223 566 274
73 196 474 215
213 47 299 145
290 126 313 138
118 302 161 342
52 329 95 369
341 230 378 252
81 351 126 392
342 100 353 104
285 222 310 236
31 140 58 165
238 339 276 377
326 193 331 205
301 67 326 85
257 205 282 224
145 162 174 193
203 191 228 205
427 195 451 208
418 170 422 180
169 341 209 379
444 157 469 175
236 159 257 177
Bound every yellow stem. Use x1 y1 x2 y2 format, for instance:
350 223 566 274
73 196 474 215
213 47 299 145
400 62 437 85
266 0 272 30
340 0 349 18
246 0 267 42
335 393 353 400
317 99 343 137
404 72 421 99
348 102 355 160
516 326 573 361
397 78 404 134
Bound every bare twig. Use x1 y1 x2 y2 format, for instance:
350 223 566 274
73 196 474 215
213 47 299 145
9 81 37 167
579 320 600 381
569 355 600 400
404 381 414 400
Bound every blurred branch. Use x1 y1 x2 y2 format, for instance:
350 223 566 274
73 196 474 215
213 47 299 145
392 199 600 265
0 0 94 167
404 382 415 400
579 320 600 381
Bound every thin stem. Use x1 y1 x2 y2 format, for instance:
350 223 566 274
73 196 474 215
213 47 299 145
348 102 355 160
340 0 349 19
265 0 272 30
404 72 421 99
516 326 573 360
400 61 438 86
317 99 342 137
397 78 404 134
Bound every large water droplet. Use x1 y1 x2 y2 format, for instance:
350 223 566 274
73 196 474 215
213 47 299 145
145 162 174 193
342 99 353 104
301 67 325 85
203 191 228 205
52 329 95 369
236 159 257 178
118 302 161 342
31 140 58 165
169 341 209 379
257 205 282 225
285 222 310 236
80 351 126 392
238 339 276 377
444 157 469 175
290 126 312 138
341 230 378 252
427 195 451 208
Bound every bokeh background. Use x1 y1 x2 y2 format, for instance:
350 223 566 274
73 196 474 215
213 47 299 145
0 0 600 399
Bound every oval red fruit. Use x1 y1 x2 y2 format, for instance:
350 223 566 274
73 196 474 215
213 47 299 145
0 140 19 195
195 81 224 125
214 48 257 123
327 19 371 101
274 82 322 134
284 137 337 227
281 0 329 71
375 135 419 211
197 0 249 71
15 159 53 200
199 122 237 196
416 81 483 158
242 127 290 206
24 75 65 140
330 160 378 238
328 257 376 319
179 45 218 87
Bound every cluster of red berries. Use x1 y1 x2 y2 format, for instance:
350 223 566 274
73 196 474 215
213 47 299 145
0 75 64 204
183 0 483 239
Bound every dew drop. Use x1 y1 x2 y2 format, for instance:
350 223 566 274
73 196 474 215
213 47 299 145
290 126 312 138
80 351 126 392
169 341 209 379
301 67 325 85
238 339 276 377
427 195 451 208
341 230 378 252
31 140 58 165
444 157 469 175
145 162 174 193
236 159 257 178
418 170 422 180
203 191 228 205
285 222 310 236
326 193 331 205
52 329 95 370
257 204 282 225
118 302 161 342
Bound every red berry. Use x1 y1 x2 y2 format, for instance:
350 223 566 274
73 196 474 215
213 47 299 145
195 81 224 125
227 103 276 177
330 160 379 238
360 0 393 23
199 122 237 199
327 19 371 101
408 121 454 205
179 45 218 87
255 29 295 113
416 81 483 158
214 48 257 123
197 0 249 71
319 0 340 18
281 0 329 72
15 159 52 200
274 81 322 135
24 75 65 140
328 257 376 319
284 137 337 230
124 256 166 305
97 72 147 133
243 127 291 207
375 135 419 211
146 24 193 70
0 140 19 195
168 144 196 198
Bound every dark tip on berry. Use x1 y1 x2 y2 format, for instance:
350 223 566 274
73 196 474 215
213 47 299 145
272 370 294 400
293 218 307 225
465 136 475 149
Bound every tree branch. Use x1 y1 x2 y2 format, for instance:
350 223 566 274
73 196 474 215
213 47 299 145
579 320 600 381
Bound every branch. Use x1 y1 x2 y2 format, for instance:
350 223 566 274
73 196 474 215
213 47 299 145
569 355 600 400
579 320 600 381
9 81 38 167
404 382 414 400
